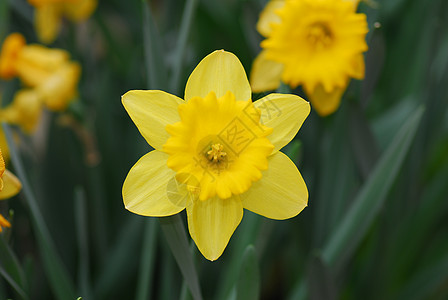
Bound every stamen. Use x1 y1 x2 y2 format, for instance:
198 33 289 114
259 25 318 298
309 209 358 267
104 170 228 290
207 143 227 163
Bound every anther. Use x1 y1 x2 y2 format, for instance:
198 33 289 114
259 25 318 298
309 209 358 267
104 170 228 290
207 143 227 163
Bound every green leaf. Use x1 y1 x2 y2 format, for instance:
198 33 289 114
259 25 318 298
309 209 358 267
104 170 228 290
3 124 76 300
322 105 425 268
0 236 27 295
142 0 168 90
0 0 9 41
159 215 203 300
0 236 28 299
288 105 424 300
236 245 260 300
216 213 261 300
74 187 92 299
307 252 336 300
94 218 143 299
395 253 448 300
0 266 28 299
170 0 199 95
136 219 158 300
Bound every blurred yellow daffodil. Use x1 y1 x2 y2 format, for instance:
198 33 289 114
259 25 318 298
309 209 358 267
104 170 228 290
250 0 368 116
0 89 43 133
0 147 22 232
0 33 81 113
0 130 9 163
0 147 22 200
28 0 97 44
122 50 310 260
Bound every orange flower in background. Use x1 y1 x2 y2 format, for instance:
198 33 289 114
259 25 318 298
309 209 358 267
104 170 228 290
0 33 81 122
0 213 11 232
250 0 368 116
0 33 26 79
28 0 97 44
0 89 43 133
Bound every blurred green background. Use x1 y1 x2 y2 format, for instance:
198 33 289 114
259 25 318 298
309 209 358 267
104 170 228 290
1 0 448 299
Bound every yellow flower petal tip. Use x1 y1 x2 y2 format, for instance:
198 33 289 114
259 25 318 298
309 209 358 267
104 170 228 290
0 33 26 79
252 0 368 115
0 89 43 133
123 50 310 261
29 0 97 44
306 84 345 117
0 34 81 117
0 213 12 233
0 148 22 200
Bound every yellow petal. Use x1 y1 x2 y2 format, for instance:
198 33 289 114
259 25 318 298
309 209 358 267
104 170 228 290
254 93 310 152
122 90 183 151
16 45 69 87
0 214 11 231
0 170 22 200
0 89 43 133
63 0 97 21
344 0 361 10
350 54 365 80
0 33 26 79
0 148 4 178
39 62 81 111
256 0 284 37
35 4 62 44
185 50 251 102
0 130 9 164
186 195 243 261
123 150 187 216
250 50 283 93
242 151 307 219
305 83 346 117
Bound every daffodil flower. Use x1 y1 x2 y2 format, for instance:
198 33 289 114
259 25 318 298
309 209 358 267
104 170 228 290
27 0 97 44
0 147 21 200
122 50 310 260
250 0 368 116
0 33 81 114
0 147 21 233
0 89 43 133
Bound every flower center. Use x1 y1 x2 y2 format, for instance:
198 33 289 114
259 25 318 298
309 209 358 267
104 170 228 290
306 22 333 50
207 143 227 163
163 91 274 201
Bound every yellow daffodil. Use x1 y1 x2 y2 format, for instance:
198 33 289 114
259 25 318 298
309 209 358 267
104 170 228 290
250 0 368 116
0 147 22 200
0 33 81 112
0 147 21 233
28 0 97 44
0 130 9 163
0 89 43 133
122 50 310 260
35 61 81 111
0 33 26 79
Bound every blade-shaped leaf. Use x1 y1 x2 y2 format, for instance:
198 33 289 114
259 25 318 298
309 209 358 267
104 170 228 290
323 106 424 268
289 105 424 300
3 123 76 300
159 215 203 300
236 245 260 300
